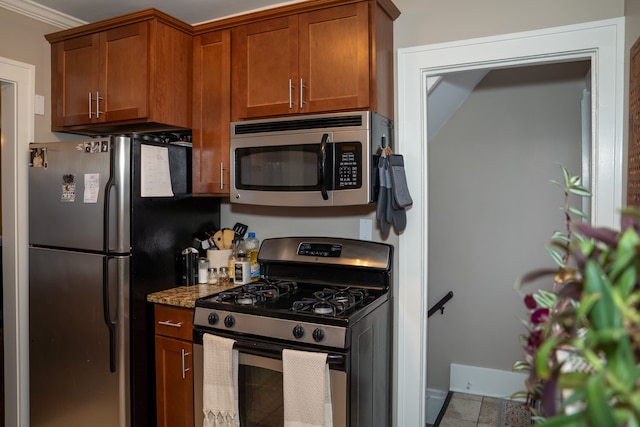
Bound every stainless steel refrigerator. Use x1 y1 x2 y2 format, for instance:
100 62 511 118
28 134 220 427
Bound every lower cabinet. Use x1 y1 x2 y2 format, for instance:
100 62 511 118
154 304 195 427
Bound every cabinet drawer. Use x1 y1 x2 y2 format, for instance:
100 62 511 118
154 305 194 340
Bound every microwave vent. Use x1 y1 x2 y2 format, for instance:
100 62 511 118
234 114 364 135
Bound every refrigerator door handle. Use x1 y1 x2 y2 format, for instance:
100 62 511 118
104 139 116 254
103 256 117 373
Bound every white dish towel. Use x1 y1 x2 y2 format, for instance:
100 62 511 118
282 349 333 427
202 334 239 427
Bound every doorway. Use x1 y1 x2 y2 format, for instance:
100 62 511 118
425 60 590 423
1 57 34 427
395 18 625 427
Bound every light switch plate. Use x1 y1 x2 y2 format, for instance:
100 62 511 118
35 95 45 116
359 218 372 240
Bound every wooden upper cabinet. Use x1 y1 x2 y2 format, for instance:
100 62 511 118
232 16 299 119
192 30 231 195
232 2 373 120
46 9 192 135
299 3 370 113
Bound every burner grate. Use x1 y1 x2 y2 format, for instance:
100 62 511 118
215 280 298 305
292 287 369 316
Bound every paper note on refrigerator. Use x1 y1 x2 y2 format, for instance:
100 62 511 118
83 173 100 203
140 145 174 197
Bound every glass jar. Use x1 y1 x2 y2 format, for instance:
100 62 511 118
207 267 218 285
218 267 230 285
197 257 209 284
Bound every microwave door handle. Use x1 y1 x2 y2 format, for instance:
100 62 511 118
318 133 329 200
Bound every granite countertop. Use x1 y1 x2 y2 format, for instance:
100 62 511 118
147 283 235 309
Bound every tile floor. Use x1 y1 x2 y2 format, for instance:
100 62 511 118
436 392 500 427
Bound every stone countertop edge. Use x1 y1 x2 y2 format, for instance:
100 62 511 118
147 283 235 309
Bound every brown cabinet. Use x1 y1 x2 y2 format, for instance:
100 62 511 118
46 9 193 135
154 304 195 427
230 0 399 121
192 30 231 195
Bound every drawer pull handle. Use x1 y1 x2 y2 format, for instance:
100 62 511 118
158 320 183 328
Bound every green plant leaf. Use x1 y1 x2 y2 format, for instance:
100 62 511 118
538 412 582 427
584 260 619 330
568 205 589 219
585 375 617 426
535 337 561 380
546 246 566 267
568 185 592 197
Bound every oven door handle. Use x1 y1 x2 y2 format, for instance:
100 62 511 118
318 133 329 200
194 329 346 366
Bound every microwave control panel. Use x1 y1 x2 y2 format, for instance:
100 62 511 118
335 142 362 189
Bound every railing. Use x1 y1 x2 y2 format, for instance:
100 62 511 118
428 291 454 317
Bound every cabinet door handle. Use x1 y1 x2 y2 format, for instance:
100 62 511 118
220 162 225 190
289 79 297 109
96 91 103 118
157 320 183 328
88 92 93 118
181 348 191 380
300 79 306 109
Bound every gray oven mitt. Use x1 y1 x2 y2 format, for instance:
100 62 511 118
376 156 391 235
388 154 413 208
384 162 407 232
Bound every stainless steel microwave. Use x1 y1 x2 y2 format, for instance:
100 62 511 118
230 111 393 207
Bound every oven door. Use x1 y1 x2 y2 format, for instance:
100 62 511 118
193 329 348 427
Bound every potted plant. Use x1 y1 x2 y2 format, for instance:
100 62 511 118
515 166 640 425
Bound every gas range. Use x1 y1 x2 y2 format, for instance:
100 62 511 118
193 237 392 349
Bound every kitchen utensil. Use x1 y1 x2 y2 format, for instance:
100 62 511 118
232 222 248 240
212 228 237 250
212 229 224 250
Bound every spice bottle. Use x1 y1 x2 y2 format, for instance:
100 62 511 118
227 240 238 281
234 252 251 285
197 257 209 284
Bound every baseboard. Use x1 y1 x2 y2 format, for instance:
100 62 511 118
425 388 448 425
449 363 527 400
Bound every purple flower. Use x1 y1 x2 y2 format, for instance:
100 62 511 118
524 294 537 310
531 308 549 324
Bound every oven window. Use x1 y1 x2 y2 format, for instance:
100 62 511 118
238 363 284 427
236 145 321 190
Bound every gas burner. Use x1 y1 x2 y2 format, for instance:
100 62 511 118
292 287 370 317
236 293 258 305
215 279 298 306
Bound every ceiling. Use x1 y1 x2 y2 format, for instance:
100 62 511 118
1 0 303 27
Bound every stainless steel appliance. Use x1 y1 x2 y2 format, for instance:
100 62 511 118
28 135 220 427
230 111 393 207
193 237 393 427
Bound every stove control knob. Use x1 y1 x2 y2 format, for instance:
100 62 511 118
224 315 235 328
207 312 219 325
312 328 325 342
293 324 305 339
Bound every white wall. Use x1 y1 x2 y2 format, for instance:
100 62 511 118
393 0 623 48
427 62 588 392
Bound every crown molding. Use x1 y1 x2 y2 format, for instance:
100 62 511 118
0 0 86 29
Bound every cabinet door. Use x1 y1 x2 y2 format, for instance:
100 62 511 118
232 15 299 119
100 22 150 122
155 335 194 427
51 34 100 128
299 2 370 113
192 30 231 195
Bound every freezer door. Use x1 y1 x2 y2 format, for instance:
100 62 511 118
29 138 131 252
29 247 130 427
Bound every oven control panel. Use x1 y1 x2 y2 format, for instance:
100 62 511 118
297 242 342 257
194 308 348 349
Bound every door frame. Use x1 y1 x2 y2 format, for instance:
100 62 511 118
1 56 34 427
395 18 624 427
